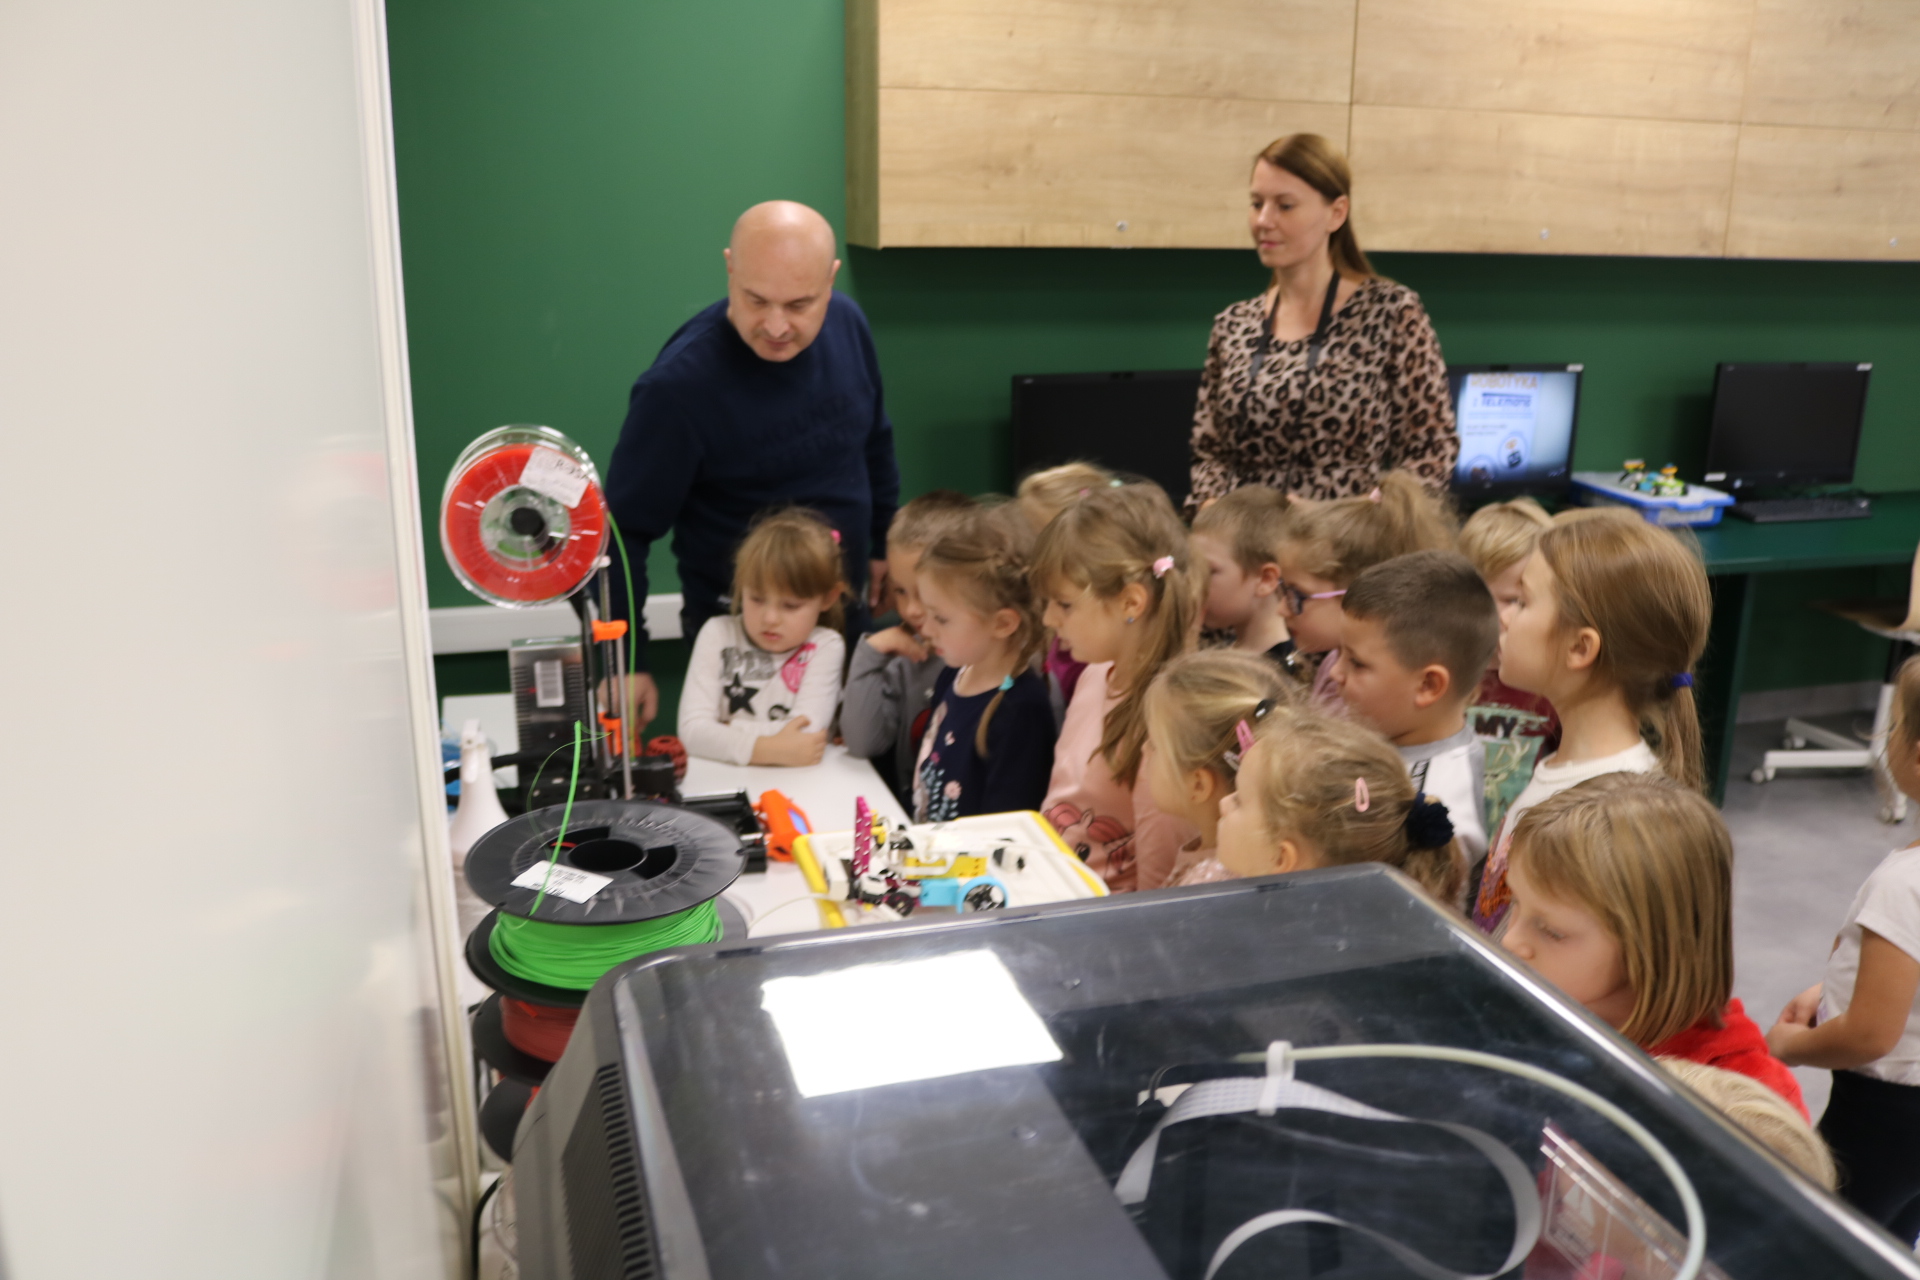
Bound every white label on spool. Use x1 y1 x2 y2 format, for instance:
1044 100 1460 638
511 860 613 904
518 446 590 508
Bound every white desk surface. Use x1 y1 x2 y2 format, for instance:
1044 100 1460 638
685 747 907 938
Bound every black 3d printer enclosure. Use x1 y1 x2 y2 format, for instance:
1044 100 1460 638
509 866 1920 1280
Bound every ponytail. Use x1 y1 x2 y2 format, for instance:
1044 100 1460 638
1284 469 1459 585
1538 511 1712 791
1032 483 1201 785
918 503 1046 761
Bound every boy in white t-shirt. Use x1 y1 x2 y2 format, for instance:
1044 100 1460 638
1769 654 1920 1241
1331 550 1497 866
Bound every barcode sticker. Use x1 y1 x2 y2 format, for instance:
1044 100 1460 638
534 658 565 708
518 446 590 508
511 860 613 904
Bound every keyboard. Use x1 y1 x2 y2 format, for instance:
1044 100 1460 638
1730 495 1873 523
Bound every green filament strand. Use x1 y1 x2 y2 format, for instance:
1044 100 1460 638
489 900 721 989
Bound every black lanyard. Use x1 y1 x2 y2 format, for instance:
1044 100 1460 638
1247 269 1342 388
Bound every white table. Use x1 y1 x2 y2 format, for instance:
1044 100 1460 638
684 747 907 938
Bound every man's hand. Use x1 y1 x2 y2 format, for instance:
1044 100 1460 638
869 558 889 611
597 672 660 749
751 716 828 767
865 625 929 663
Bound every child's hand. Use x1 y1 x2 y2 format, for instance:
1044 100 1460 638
751 716 828 767
1766 982 1822 1058
865 625 929 663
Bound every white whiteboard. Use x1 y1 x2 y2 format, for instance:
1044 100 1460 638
0 1 468 1276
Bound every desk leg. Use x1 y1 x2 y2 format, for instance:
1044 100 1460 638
1699 573 1754 804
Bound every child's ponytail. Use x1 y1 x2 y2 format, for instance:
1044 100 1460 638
1537 510 1712 791
918 503 1045 758
1285 469 1458 584
1032 483 1200 785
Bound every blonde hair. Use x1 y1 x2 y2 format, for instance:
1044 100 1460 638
1032 482 1200 786
1017 461 1117 536
1893 652 1920 754
1458 497 1553 580
1283 470 1458 586
1240 705 1464 902
1536 510 1712 790
1191 485 1291 573
730 507 848 633
1656 1058 1836 1189
888 489 977 554
918 505 1045 756
1144 650 1293 785
1510 772 1731 1046
1254 133 1375 282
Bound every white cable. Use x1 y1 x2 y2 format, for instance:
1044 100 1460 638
1277 1044 1706 1280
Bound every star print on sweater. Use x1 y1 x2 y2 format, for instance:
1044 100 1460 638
724 673 757 715
677 615 847 766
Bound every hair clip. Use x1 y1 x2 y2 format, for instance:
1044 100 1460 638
1670 672 1694 689
829 528 842 545
1078 487 1091 496
1353 777 1370 812
1151 555 1174 578
1235 719 1256 754
1366 487 1382 503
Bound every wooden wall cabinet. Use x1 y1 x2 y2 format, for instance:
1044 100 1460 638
848 0 1920 260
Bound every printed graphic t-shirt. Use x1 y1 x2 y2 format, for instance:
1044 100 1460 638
911 667 1054 822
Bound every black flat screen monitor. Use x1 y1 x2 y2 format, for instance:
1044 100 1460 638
1703 362 1871 491
1447 363 1583 498
1011 370 1201 503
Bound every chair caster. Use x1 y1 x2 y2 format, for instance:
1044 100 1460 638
1784 735 1808 750
1750 767 1774 784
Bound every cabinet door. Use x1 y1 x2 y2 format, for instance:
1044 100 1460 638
1728 126 1920 259
1355 0 1753 123
1351 105 1737 257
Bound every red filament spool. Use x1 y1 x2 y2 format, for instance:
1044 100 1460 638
500 996 581 1063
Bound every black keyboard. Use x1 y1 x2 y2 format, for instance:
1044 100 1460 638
1730 496 1873 523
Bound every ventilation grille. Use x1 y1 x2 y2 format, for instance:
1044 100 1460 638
561 1063 658 1279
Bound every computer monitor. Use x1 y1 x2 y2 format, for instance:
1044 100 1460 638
1447 364 1583 499
1010 370 1201 503
1703 362 1871 491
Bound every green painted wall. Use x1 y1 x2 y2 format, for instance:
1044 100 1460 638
391 0 1920 703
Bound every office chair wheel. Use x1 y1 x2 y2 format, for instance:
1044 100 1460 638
1750 767 1774 784
1785 734 1808 750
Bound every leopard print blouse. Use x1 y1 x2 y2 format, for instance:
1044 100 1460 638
1187 277 1458 507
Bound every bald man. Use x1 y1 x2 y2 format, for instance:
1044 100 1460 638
605 201 900 729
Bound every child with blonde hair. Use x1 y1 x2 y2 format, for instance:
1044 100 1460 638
1018 461 1116 709
1769 653 1920 1239
1502 772 1806 1114
1457 497 1561 839
1656 1059 1836 1189
1190 485 1295 666
1217 702 1463 902
1035 482 1201 892
909 505 1055 820
843 490 977 803
1277 470 1458 712
1142 649 1294 887
678 507 846 766
1471 509 1711 933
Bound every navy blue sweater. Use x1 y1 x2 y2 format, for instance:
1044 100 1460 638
605 294 900 665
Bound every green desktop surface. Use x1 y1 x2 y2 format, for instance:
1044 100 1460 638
1693 491 1919 799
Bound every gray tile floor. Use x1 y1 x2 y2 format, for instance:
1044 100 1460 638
1727 713 1915 1118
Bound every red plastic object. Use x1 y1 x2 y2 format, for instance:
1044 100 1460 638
645 736 687 783
442 441 607 604
500 997 580 1063
754 789 812 863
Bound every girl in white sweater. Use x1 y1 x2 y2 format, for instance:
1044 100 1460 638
679 508 846 766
